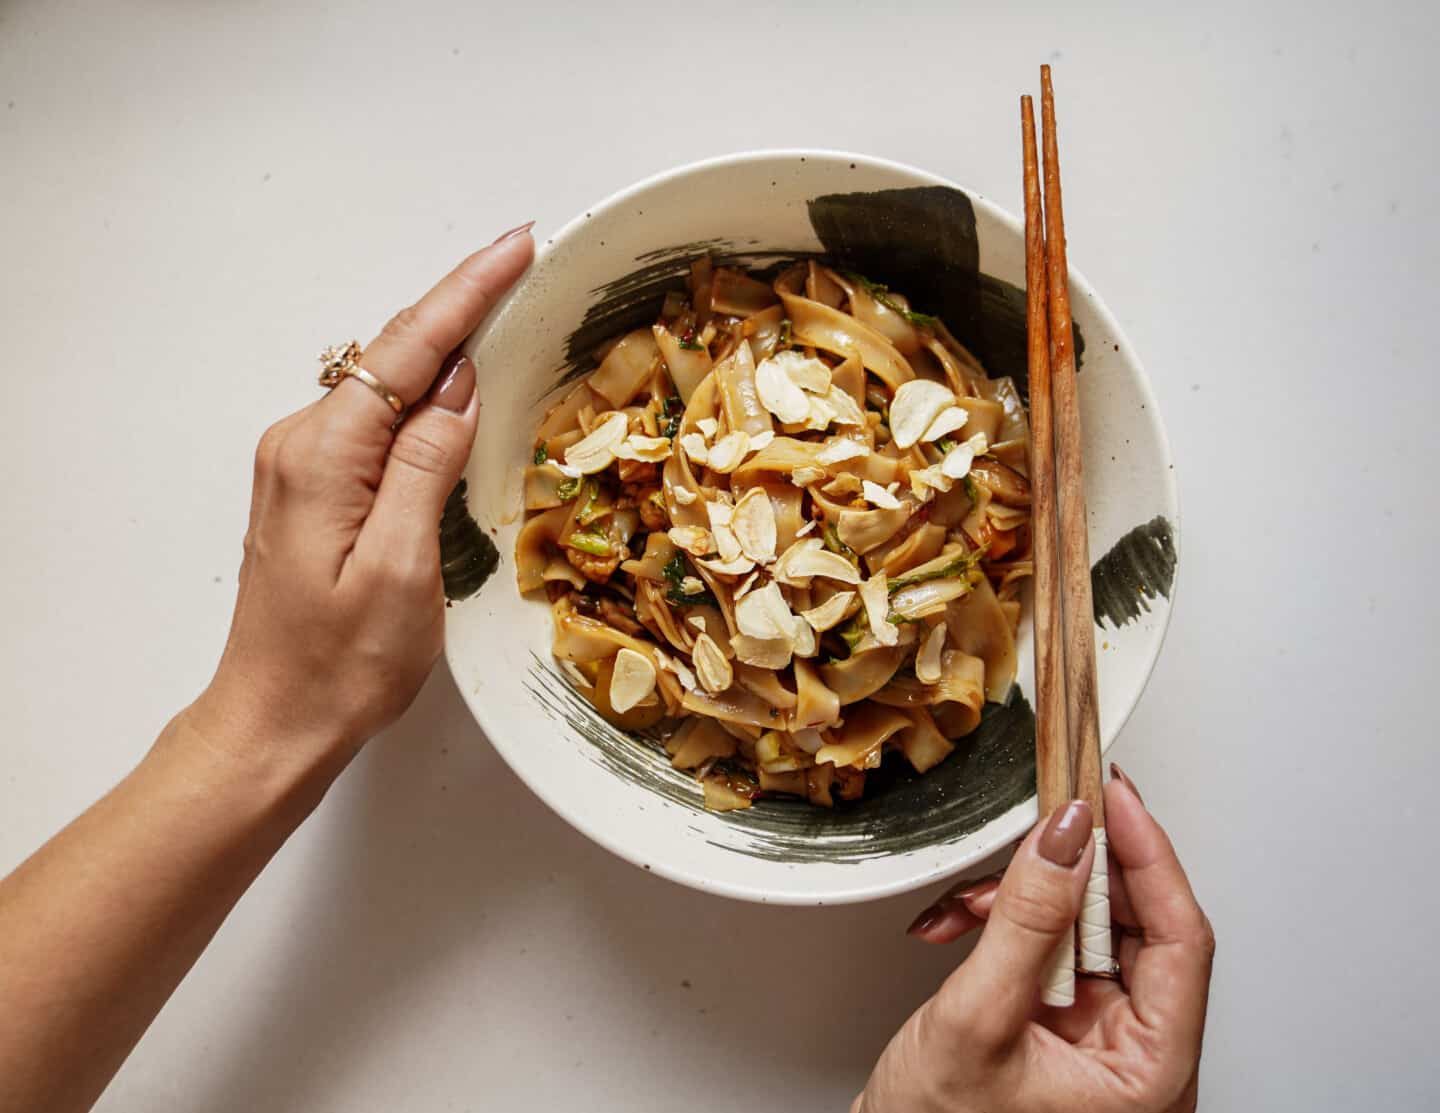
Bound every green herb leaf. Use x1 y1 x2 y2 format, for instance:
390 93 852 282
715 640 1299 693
777 318 792 348
661 395 684 439
844 270 940 328
662 551 718 607
838 614 867 652
568 529 611 557
533 444 549 465
936 438 957 454
556 477 581 501
887 547 986 594
822 522 858 565
962 475 978 501
576 481 608 525
678 338 704 351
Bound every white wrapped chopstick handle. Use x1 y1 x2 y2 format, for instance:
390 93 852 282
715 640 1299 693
1078 826 1115 974
1041 925 1076 1007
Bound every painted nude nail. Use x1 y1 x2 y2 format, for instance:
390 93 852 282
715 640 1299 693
1037 800 1092 866
1110 763 1144 805
432 353 475 413
491 220 535 244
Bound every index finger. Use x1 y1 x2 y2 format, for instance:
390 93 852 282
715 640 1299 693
1105 772 1215 1053
329 224 536 430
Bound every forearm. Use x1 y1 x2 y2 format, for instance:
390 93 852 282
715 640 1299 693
0 697 344 1113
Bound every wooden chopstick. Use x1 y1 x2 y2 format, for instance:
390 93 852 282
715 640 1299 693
1023 91 1077 1008
1039 64 1115 977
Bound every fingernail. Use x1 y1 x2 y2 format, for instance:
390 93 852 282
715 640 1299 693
491 220 535 245
1037 800 1092 866
907 905 944 936
432 353 476 413
1110 763 1144 805
951 876 1000 904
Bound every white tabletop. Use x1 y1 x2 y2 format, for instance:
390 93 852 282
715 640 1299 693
3 2 1436 1109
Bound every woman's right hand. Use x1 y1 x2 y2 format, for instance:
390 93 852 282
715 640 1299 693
853 768 1214 1113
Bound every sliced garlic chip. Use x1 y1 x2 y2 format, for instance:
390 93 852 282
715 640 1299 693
696 555 755 576
801 591 855 632
653 646 697 692
791 465 827 486
705 501 734 529
562 412 629 474
795 519 818 537
822 385 867 428
610 647 657 712
921 406 969 444
916 622 947 685
790 617 817 657
731 634 792 669
693 633 733 693
732 487 778 564
909 465 955 498
756 354 812 423
889 380 957 449
679 576 706 596
802 394 835 431
667 525 714 556
940 433 989 480
775 538 863 586
862 480 903 509
817 438 869 465
614 434 674 462
735 582 793 640
859 573 900 647
713 521 743 562
766 349 832 394
747 430 775 453
707 430 751 473
679 432 710 465
696 417 719 440
670 484 698 505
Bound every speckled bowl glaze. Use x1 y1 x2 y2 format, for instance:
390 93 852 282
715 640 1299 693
444 151 1178 905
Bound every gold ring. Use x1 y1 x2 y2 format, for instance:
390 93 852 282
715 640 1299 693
317 341 406 425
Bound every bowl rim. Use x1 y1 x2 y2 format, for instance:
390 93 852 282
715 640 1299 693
447 147 1179 905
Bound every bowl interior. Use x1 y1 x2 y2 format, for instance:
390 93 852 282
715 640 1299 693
443 151 1178 905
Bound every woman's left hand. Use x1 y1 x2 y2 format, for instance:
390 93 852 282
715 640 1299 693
853 772 1214 1113
190 224 534 774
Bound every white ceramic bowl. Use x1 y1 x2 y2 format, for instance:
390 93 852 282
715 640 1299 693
444 150 1178 905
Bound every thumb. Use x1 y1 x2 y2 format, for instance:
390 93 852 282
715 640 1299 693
935 801 1094 1047
362 351 480 557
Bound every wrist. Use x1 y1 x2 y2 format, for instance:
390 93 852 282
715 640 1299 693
159 682 356 828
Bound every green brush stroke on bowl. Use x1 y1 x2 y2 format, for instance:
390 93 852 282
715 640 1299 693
1091 516 1177 628
524 654 1036 863
440 479 499 602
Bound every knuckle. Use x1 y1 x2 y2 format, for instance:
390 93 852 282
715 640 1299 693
390 427 455 478
1195 912 1218 960
254 423 287 480
365 549 437 596
999 875 1076 938
924 991 1008 1063
272 434 311 487
450 262 498 306
381 304 445 360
